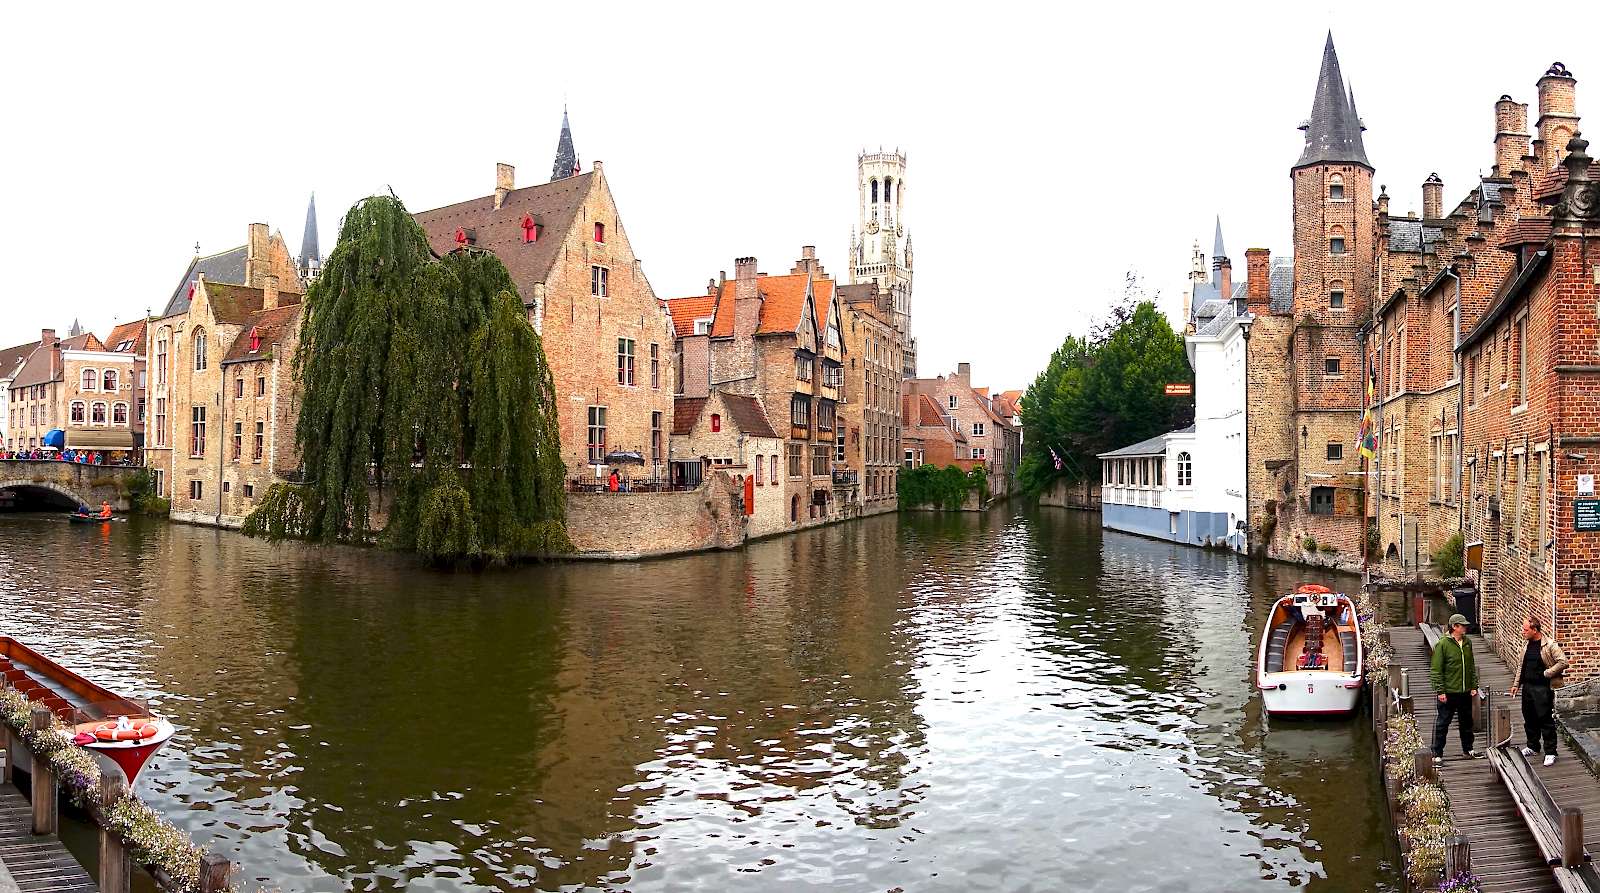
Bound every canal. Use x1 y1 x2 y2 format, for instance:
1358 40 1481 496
0 506 1397 891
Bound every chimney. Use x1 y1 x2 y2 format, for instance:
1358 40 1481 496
494 163 515 210
40 328 56 346
263 275 279 312
1245 248 1271 311
245 223 270 286
1217 256 1233 301
792 245 823 275
734 257 762 337
707 277 717 296
1422 173 1444 219
592 160 604 174
1377 186 1390 218
957 362 971 379
1494 95 1530 177
1534 62 1579 170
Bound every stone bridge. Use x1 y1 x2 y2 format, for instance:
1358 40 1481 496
0 460 143 511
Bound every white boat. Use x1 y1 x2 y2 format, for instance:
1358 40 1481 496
1256 585 1364 717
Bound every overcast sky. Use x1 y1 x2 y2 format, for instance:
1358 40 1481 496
3 2 1593 392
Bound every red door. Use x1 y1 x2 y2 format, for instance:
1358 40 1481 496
744 475 755 516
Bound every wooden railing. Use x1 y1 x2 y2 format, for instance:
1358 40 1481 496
1 703 235 893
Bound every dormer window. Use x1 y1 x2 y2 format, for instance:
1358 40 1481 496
693 318 712 335
521 214 539 244
594 222 605 244
249 328 261 353
455 227 468 247
1329 174 1345 200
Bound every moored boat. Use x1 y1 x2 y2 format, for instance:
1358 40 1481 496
0 637 174 786
1256 585 1364 717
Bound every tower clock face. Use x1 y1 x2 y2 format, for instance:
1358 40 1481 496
865 220 879 235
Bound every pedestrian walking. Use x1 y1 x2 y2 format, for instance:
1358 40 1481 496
1430 613 1481 764
1509 615 1568 766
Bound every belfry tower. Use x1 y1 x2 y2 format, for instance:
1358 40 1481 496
849 149 916 377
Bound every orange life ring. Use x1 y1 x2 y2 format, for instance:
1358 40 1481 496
1295 584 1333 594
92 718 158 742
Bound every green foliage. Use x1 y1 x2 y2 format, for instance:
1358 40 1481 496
1318 543 1339 554
1019 275 1193 493
242 194 571 563
900 464 987 510
1302 536 1317 553
1431 531 1466 579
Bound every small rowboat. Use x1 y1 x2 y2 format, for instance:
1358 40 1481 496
67 513 111 524
0 637 174 786
1256 584 1364 717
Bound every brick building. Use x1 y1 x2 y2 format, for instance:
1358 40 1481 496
146 222 305 523
907 363 1018 497
5 328 105 451
901 393 967 470
102 319 148 454
0 338 39 451
838 281 902 514
413 115 676 484
670 390 784 538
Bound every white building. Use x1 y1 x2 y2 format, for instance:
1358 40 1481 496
1183 295 1251 552
1099 426 1212 542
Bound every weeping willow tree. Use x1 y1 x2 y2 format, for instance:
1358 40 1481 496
243 194 572 562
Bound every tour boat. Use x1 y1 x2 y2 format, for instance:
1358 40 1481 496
0 637 175 785
1256 585 1364 716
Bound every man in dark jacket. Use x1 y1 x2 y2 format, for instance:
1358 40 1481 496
1510 616 1569 766
1429 613 1481 763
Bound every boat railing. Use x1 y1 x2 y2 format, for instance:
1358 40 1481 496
1 697 234 893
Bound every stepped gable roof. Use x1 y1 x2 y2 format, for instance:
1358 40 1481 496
672 396 707 435
1460 249 1551 351
1269 255 1295 312
709 273 836 338
1295 33 1371 170
721 393 778 439
0 340 41 380
165 245 248 317
413 172 596 308
1098 425 1195 459
221 304 302 366
663 295 716 337
104 320 146 354
1497 215 1553 250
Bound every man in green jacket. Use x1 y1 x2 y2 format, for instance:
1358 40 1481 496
1430 613 1481 763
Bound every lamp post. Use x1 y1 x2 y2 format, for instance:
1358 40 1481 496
1239 315 1253 555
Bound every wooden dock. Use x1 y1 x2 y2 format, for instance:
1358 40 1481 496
0 784 95 893
1390 626 1600 892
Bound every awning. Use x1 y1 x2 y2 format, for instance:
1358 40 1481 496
65 428 135 449
41 429 65 449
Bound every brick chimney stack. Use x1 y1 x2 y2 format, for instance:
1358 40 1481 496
1245 249 1271 312
494 163 515 210
791 245 824 276
1217 256 1233 301
262 275 279 312
734 257 762 337
40 328 56 347
1494 95 1530 177
1422 173 1443 220
1534 62 1579 171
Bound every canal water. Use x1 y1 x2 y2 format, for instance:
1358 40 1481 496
0 506 1397 891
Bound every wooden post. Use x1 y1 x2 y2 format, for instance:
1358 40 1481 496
98 775 131 893
199 852 233 893
1444 834 1471 878
0 715 10 785
1563 807 1584 868
1388 663 1403 694
1399 668 1415 715
1416 747 1437 784
29 704 57 836
1473 689 1485 733
1493 704 1511 747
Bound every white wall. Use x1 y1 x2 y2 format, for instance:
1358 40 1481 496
1186 315 1248 533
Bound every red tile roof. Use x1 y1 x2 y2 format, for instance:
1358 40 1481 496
664 295 716 338
673 396 707 435
104 320 147 354
1496 215 1553 250
221 304 303 365
708 273 834 339
720 393 778 439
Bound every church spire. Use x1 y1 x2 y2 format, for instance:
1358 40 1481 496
550 107 579 181
299 192 321 283
1210 216 1228 289
1295 32 1371 170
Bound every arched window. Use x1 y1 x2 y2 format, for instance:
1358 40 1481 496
884 177 893 204
91 402 107 425
102 369 117 392
1329 226 1347 256
870 179 878 204
81 369 98 391
1176 451 1193 487
1329 174 1345 200
193 329 208 370
69 401 85 425
113 402 128 425
1328 279 1345 310
711 413 721 433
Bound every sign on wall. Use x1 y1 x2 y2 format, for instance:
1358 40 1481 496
1164 383 1193 396
1576 499 1600 532
1580 474 1596 496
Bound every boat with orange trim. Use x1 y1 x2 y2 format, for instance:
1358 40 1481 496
1255 584 1365 717
0 636 175 786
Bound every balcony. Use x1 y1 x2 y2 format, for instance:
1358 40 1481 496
832 469 859 485
791 424 811 441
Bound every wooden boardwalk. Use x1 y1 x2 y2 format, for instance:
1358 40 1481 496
0 782 95 893
1391 626 1600 892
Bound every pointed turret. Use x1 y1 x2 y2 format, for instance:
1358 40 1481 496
299 193 321 282
68 318 83 338
1210 216 1229 289
1295 33 1371 170
550 107 579 181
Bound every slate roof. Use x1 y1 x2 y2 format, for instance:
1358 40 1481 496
708 273 835 339
165 246 248 317
1295 33 1370 170
413 172 597 308
1194 300 1240 338
1270 255 1295 313
221 304 303 365
104 320 146 355
663 295 716 337
1389 218 1443 254
0 340 40 381
300 193 320 269
550 108 579 181
1098 425 1196 459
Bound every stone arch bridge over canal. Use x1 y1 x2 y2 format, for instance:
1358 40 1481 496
0 460 143 510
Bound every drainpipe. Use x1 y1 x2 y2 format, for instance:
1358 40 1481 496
216 385 224 526
1448 267 1464 535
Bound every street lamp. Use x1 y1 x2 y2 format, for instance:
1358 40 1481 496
1239 315 1253 554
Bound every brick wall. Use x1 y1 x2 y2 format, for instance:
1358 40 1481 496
566 471 744 557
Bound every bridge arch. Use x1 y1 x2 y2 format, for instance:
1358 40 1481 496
0 479 88 509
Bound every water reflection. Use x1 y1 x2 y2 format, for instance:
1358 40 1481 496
0 506 1394 891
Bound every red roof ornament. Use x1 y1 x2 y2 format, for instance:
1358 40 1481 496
249 328 261 352
454 227 468 246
